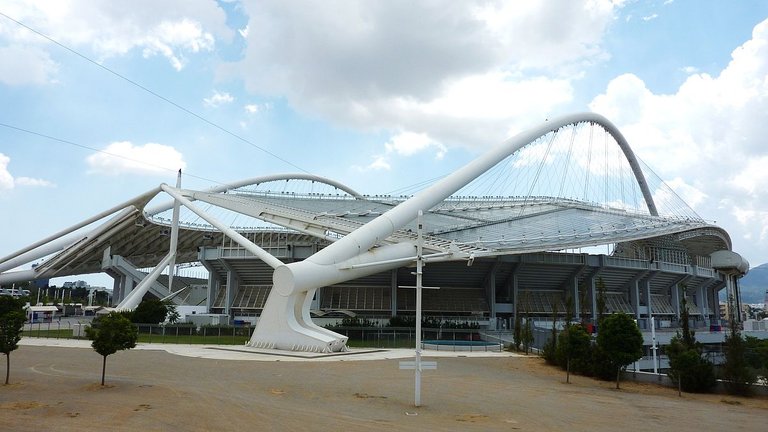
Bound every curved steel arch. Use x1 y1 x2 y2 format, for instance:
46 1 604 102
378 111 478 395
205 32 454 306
311 112 657 267
214 173 364 199
144 173 363 216
498 112 658 216
247 112 661 352
570 113 659 216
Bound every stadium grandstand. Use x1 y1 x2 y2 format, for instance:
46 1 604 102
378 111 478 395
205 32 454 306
0 112 749 353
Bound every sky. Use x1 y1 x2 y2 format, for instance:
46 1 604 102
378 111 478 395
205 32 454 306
1 0 768 288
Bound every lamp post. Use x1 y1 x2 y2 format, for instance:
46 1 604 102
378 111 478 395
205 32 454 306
414 211 424 407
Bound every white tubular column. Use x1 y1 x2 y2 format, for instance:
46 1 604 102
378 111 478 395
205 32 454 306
249 242 415 352
0 187 161 273
160 184 283 269
166 170 182 294
116 253 174 310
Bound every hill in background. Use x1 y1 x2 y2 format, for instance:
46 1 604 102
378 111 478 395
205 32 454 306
738 262 768 304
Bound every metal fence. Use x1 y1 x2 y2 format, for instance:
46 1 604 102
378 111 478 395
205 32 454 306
22 322 498 349
22 321 257 345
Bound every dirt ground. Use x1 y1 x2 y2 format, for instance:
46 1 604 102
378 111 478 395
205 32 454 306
1 345 766 431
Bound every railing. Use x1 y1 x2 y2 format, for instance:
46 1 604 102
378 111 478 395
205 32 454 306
22 322 499 349
23 321 78 339
604 256 648 269
22 321 256 345
323 327 489 349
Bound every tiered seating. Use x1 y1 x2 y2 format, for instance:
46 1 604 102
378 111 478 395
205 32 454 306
650 295 674 314
396 288 489 313
212 285 272 309
397 289 415 311
232 285 272 309
683 300 702 315
212 286 227 308
321 286 390 311
605 293 633 314
518 290 565 314
424 288 489 313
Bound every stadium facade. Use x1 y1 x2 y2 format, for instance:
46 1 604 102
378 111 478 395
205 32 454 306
0 113 749 353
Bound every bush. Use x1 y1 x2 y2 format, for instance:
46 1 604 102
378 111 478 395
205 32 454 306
590 344 614 380
326 316 377 328
555 324 592 375
131 298 168 324
542 334 557 365
666 333 716 393
596 313 643 388
668 349 716 392
386 316 479 329
721 329 756 395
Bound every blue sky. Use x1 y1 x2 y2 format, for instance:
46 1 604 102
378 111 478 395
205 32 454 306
2 0 768 287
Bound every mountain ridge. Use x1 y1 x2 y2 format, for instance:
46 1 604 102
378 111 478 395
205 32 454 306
738 262 768 304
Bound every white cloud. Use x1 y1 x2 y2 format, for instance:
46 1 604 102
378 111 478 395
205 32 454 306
0 153 14 189
360 131 448 172
140 19 215 71
368 155 391 171
15 177 55 187
0 45 58 85
729 156 768 196
681 66 699 74
244 102 271 114
203 90 234 107
86 142 186 176
0 0 231 78
0 153 55 189
589 18 768 260
642 14 658 21
385 132 446 159
224 1 620 150
665 177 707 209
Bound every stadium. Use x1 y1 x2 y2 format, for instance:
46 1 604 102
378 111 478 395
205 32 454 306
0 112 749 355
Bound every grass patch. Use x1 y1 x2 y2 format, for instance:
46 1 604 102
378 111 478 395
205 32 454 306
136 333 251 345
22 329 75 339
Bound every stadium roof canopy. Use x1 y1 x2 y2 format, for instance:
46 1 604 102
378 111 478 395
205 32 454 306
2 112 742 352
0 112 731 285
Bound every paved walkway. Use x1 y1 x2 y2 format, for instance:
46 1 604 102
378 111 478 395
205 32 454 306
20 337 521 362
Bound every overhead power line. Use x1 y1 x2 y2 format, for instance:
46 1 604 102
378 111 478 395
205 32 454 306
0 11 309 174
0 122 225 186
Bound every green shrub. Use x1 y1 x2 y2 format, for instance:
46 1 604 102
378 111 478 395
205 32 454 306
555 324 592 375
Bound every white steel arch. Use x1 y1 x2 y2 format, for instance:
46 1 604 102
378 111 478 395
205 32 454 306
145 173 363 216
247 112 660 352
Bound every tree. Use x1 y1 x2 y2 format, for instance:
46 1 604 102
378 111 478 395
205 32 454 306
165 301 180 324
513 293 524 351
721 296 755 395
85 312 138 386
522 316 534 355
556 323 592 382
542 300 560 365
521 294 534 354
744 336 768 384
0 297 26 385
666 294 716 392
131 298 169 324
595 277 607 324
578 281 588 325
596 313 643 389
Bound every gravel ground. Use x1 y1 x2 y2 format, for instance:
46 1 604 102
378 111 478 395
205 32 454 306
1 343 766 431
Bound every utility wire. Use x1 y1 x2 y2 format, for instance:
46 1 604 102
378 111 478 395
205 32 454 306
0 11 309 174
0 122 225 186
